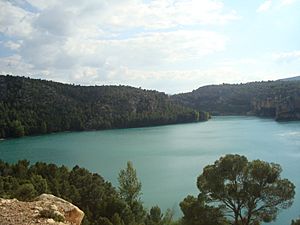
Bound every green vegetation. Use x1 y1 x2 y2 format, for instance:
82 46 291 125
0 75 208 139
0 155 295 225
180 195 226 225
39 209 65 222
118 161 142 207
292 219 300 225
195 154 295 225
118 161 146 224
172 81 300 121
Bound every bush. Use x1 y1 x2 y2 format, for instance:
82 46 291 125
39 209 65 222
14 183 36 201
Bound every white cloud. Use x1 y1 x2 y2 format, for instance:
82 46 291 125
101 0 238 29
25 0 58 10
3 40 22 50
11 29 226 88
280 0 299 6
0 1 35 37
273 51 300 62
257 0 299 12
0 54 34 75
24 0 238 31
0 0 241 92
0 0 229 84
92 30 226 66
99 66 266 93
257 0 273 12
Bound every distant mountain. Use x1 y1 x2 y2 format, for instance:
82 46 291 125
278 76 300 81
172 80 300 121
0 75 208 138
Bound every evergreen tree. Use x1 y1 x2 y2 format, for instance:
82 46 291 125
118 161 146 224
118 161 142 207
196 154 295 225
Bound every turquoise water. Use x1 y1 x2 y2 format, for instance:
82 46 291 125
0 116 299 224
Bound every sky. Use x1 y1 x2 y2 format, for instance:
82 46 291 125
0 0 300 93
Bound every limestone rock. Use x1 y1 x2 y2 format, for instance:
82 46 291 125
36 194 84 225
0 194 84 225
251 95 300 121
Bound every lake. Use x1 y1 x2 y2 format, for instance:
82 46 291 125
0 116 299 224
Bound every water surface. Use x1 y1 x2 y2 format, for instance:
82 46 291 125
0 116 300 224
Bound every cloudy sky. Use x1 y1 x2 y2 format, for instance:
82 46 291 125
0 0 300 93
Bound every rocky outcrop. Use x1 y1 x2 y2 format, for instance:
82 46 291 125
275 96 300 120
251 98 277 117
251 95 300 121
0 194 84 225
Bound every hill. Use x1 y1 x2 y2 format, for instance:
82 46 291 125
0 75 208 138
279 76 300 81
172 81 300 121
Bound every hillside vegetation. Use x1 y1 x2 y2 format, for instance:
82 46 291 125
0 75 208 138
0 155 296 225
172 81 300 120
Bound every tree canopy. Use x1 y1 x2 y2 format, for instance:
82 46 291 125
118 161 146 224
118 161 142 207
196 154 295 225
180 195 226 225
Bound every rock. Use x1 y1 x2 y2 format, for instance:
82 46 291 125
47 218 56 223
36 194 84 225
50 205 58 211
0 194 84 225
251 95 300 121
0 199 17 205
34 206 44 211
53 210 64 219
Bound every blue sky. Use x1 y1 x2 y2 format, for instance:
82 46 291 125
0 0 300 93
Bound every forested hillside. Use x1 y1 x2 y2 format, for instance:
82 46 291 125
172 81 300 121
0 75 208 138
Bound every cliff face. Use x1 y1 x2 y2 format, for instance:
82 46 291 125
251 95 300 121
0 194 84 225
172 81 300 121
276 96 300 120
251 98 277 118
